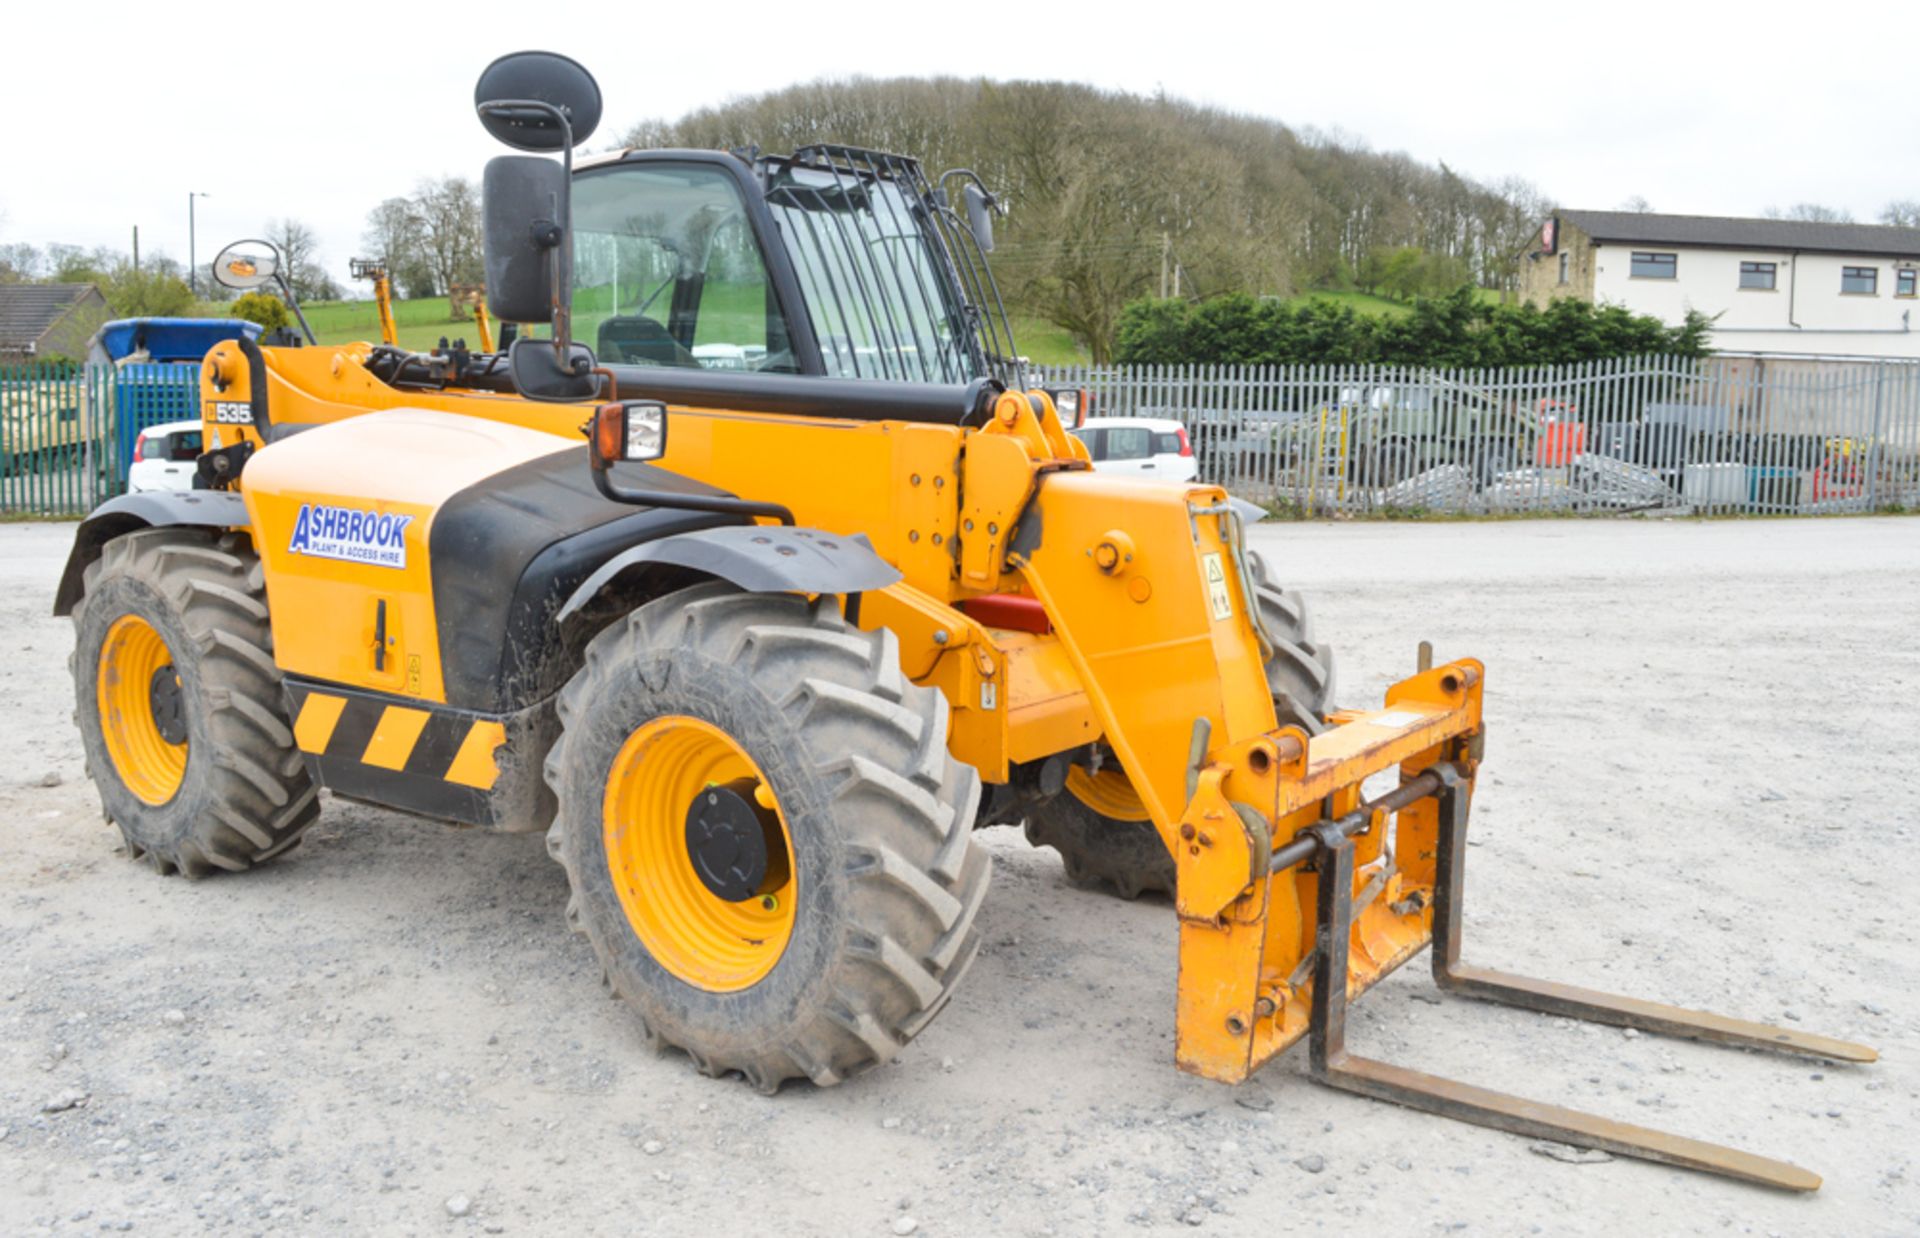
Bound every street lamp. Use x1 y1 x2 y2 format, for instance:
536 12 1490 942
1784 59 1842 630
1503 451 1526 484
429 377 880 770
188 192 210 295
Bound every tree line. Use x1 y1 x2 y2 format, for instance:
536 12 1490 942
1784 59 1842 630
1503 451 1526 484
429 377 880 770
622 77 1554 362
0 171 485 323
0 218 342 316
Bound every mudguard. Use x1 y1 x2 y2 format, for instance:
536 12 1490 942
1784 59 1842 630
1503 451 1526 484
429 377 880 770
52 490 251 617
556 524 902 624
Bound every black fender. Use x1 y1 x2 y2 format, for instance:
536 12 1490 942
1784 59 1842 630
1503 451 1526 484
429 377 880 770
52 490 251 617
556 525 902 625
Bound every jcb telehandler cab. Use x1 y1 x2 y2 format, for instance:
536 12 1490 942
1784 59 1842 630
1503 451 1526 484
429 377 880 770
57 51 1873 1190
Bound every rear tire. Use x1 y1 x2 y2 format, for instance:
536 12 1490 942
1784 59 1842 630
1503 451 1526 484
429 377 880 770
1022 549 1336 899
70 527 318 876
545 584 991 1091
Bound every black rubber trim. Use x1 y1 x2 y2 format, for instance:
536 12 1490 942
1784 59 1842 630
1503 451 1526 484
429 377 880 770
311 755 496 827
602 366 1002 426
427 446 743 712
235 335 273 436
282 677 557 830
556 526 900 624
52 490 252 616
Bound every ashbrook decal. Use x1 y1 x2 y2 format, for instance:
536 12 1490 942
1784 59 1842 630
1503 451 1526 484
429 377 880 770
287 504 413 569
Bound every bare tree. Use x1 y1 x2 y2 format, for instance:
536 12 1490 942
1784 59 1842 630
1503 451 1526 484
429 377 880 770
265 218 337 301
1763 203 1855 223
1880 200 1920 229
1617 195 1655 213
413 176 483 297
0 242 44 282
362 197 433 297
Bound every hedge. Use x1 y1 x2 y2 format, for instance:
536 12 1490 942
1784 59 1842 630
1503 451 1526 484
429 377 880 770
1113 287 1712 368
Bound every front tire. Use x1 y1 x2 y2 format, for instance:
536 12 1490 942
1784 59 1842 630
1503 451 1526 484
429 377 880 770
545 584 991 1091
70 527 318 876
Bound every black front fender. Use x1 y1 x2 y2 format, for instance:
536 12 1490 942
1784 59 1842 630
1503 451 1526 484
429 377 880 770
556 525 902 624
52 490 250 616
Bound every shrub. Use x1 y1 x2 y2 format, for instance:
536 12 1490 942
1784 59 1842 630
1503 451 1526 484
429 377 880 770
229 292 292 333
1113 287 1712 367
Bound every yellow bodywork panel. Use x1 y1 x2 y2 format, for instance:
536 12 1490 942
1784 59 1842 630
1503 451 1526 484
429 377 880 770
655 408 967 591
1015 471 1276 835
240 408 575 702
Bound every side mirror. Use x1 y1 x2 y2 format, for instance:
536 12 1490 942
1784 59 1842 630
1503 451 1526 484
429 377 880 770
589 400 669 469
209 239 317 344
508 336 596 402
483 155 566 323
211 240 281 291
1043 386 1090 428
473 51 602 151
476 50 605 402
963 183 996 254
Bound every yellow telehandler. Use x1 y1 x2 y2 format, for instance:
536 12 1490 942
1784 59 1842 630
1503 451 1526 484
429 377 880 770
58 51 1873 1191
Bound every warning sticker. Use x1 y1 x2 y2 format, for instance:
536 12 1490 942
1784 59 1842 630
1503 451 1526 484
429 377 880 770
1202 553 1234 621
1365 709 1426 730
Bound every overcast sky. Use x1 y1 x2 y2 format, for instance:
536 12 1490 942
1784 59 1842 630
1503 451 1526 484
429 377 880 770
4 0 1913 293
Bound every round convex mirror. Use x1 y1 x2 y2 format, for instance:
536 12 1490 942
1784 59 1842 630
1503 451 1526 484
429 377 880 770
474 51 602 151
210 240 282 292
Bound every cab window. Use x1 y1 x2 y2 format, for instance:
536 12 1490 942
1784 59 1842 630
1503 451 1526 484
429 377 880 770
571 164 797 373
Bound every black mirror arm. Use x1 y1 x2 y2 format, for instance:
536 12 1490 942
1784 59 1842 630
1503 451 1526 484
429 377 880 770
271 272 318 345
588 466 795 525
586 439 794 525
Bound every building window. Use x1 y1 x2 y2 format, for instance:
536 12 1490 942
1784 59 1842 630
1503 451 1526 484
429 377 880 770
1630 252 1677 279
1841 266 1878 295
1558 252 1569 284
1898 269 1917 298
1738 261 1776 290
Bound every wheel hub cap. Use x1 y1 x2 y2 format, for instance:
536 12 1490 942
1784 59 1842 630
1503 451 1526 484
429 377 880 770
149 664 187 746
684 778 787 902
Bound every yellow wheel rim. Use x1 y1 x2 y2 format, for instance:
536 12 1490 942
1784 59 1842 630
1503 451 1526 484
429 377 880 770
96 614 188 806
602 715 798 992
1065 763 1150 822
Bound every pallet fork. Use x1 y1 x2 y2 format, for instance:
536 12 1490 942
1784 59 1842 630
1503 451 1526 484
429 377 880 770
1162 657 1875 1192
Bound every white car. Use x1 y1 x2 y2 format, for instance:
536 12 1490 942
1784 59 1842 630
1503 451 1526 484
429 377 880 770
1069 416 1198 482
128 420 204 493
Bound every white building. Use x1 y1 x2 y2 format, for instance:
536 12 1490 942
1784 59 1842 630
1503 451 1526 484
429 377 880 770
1521 210 1920 358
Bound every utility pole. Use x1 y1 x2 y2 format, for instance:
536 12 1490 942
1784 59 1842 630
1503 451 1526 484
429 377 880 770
132 226 140 274
188 191 210 295
1159 231 1170 299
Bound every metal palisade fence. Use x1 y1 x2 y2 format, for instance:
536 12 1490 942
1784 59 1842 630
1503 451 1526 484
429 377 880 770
7 353 1919 520
0 361 203 517
1038 354 1920 517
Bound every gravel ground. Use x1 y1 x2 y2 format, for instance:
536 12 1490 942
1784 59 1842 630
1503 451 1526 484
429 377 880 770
1 515 1915 1236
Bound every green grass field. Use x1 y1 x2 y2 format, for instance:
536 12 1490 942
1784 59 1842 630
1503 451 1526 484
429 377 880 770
1009 316 1088 367
302 297 478 352
299 292 1097 369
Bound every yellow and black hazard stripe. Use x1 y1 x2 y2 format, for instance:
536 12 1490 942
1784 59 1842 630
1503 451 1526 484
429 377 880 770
285 680 512 826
